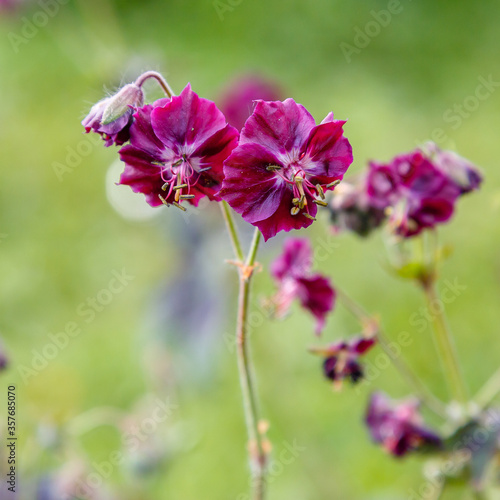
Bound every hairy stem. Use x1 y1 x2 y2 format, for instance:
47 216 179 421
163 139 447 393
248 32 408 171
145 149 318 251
221 209 266 500
237 229 266 499
220 201 244 262
135 71 175 97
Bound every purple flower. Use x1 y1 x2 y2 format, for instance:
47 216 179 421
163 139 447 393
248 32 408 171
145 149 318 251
329 174 387 237
425 142 483 194
218 75 283 131
367 150 461 237
82 83 144 147
118 85 239 209
315 335 376 385
269 237 335 334
221 99 353 241
366 392 442 457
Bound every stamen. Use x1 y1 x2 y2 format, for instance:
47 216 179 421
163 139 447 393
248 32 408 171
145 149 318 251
326 179 341 188
157 194 170 206
161 183 169 191
316 184 325 199
294 176 307 207
291 207 300 216
198 166 212 173
173 184 188 190
298 194 306 209
172 201 187 212
172 158 183 167
266 165 282 171
406 219 418 232
302 213 316 220
175 190 181 202
292 197 300 205
313 199 328 207
179 194 195 200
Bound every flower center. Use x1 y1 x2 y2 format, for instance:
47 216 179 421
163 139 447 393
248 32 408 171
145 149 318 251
267 163 340 219
156 155 211 211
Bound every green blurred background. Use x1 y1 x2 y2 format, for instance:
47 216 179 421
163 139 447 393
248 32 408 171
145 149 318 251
1 0 500 498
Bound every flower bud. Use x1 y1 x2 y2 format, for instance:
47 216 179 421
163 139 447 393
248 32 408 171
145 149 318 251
82 83 144 147
101 84 144 125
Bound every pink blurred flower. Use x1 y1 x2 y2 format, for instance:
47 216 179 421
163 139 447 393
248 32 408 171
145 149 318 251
218 75 283 131
269 237 335 334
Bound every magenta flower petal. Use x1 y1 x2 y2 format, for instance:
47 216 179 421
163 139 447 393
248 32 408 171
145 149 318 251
241 99 316 156
250 191 318 241
302 119 353 180
151 84 228 151
128 98 171 156
352 337 376 354
220 143 285 223
119 144 166 207
296 275 335 334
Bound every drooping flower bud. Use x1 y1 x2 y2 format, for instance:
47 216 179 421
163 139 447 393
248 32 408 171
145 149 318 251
424 142 483 194
82 83 144 147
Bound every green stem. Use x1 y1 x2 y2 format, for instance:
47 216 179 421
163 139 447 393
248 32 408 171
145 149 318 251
336 289 448 419
474 365 500 409
237 228 266 500
377 331 448 418
220 201 244 262
221 207 266 500
422 282 468 405
135 71 175 98
246 228 261 268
